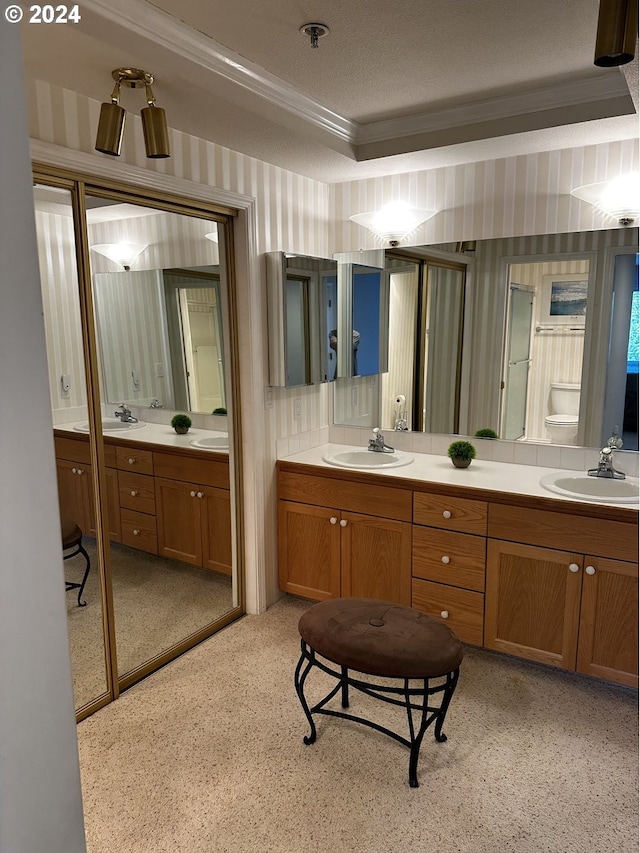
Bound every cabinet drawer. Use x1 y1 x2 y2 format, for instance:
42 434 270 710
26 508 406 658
488 504 639 563
154 452 229 489
412 578 484 646
413 527 485 591
116 446 154 475
120 509 157 554
54 435 91 464
413 492 487 534
118 471 156 515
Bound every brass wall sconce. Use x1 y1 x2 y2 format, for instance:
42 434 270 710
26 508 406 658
95 68 170 159
594 0 637 67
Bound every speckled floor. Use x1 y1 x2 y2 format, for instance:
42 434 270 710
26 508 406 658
77 596 638 853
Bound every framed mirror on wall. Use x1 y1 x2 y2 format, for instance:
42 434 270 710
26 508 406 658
33 175 244 717
333 227 638 452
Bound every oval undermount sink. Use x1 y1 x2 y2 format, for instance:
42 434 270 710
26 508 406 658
190 435 229 451
323 449 413 470
540 472 640 504
73 418 146 433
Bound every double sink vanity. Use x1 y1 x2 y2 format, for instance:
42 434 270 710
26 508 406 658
277 442 639 688
54 420 232 575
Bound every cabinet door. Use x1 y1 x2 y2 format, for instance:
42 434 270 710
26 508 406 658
278 501 341 600
577 557 639 688
105 466 121 541
485 540 583 669
341 512 411 606
155 477 202 566
55 458 95 536
201 486 233 575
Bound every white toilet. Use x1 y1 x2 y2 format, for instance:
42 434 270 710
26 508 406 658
544 382 581 445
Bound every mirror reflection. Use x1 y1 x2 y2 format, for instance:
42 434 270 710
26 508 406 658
334 227 638 450
35 184 240 711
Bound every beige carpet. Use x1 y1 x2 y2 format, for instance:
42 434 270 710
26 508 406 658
77 596 638 853
65 538 234 709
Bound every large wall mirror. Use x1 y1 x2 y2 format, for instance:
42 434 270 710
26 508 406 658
334 227 638 452
34 179 243 718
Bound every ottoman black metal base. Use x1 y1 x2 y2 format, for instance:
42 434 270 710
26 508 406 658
295 639 460 788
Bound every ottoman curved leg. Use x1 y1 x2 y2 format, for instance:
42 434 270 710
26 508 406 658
434 669 459 743
294 642 317 745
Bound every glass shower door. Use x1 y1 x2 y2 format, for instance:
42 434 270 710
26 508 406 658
502 284 534 440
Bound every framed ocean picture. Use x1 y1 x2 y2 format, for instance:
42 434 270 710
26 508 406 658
541 273 588 325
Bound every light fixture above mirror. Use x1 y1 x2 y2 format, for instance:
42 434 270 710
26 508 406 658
570 173 640 226
90 242 148 270
95 68 170 159
349 202 438 246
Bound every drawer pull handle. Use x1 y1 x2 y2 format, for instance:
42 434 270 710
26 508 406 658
442 510 452 519
440 610 449 619
339 519 347 528
585 565 596 576
190 490 197 497
441 555 450 564
128 458 135 464
197 491 204 498
330 517 338 525
130 490 138 497
133 529 140 536
569 563 580 573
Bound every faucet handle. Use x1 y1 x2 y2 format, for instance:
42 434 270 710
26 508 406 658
607 431 623 450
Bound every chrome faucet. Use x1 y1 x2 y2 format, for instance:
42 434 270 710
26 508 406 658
149 398 163 409
588 432 625 479
114 403 138 424
368 427 395 453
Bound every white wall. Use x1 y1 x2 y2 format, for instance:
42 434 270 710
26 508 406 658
0 24 86 853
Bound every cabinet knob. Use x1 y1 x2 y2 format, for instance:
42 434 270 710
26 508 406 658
77 468 83 475
441 555 450 564
72 467 77 474
130 490 138 497
330 517 338 525
585 565 596 576
569 563 580 573
190 490 197 497
133 529 140 536
339 519 347 528
197 491 204 498
440 610 449 619
442 510 452 519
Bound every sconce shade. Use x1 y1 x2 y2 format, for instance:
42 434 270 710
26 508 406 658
594 0 637 66
204 231 219 243
95 102 126 156
349 202 437 246
90 242 148 269
141 104 170 158
570 173 640 225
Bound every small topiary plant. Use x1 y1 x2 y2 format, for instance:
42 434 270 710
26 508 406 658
171 413 192 434
474 428 498 439
447 440 476 468
212 407 227 415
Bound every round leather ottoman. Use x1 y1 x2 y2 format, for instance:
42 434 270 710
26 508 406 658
294 597 464 787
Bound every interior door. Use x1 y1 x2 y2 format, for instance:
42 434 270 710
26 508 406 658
502 284 534 440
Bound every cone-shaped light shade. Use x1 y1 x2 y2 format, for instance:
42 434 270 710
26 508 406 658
95 102 126 156
594 0 637 66
350 202 437 245
571 173 640 224
141 104 170 158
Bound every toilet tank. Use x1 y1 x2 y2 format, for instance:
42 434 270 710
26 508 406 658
550 382 581 415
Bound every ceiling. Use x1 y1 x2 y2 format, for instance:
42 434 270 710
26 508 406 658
19 0 639 182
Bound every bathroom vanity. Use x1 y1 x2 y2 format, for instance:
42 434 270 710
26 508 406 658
277 448 638 688
54 425 232 575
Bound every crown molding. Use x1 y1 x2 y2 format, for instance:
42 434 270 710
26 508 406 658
356 73 632 145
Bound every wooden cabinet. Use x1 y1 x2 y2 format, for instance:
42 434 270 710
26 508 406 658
155 452 232 575
486 504 639 687
411 492 487 645
277 470 412 604
54 437 119 539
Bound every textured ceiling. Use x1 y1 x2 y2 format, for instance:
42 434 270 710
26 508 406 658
19 0 638 182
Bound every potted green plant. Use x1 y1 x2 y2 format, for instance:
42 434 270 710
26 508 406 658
212 407 227 415
447 440 476 469
474 428 498 439
171 413 192 435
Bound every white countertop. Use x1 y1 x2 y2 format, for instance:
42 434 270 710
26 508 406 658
54 421 229 455
278 443 639 511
